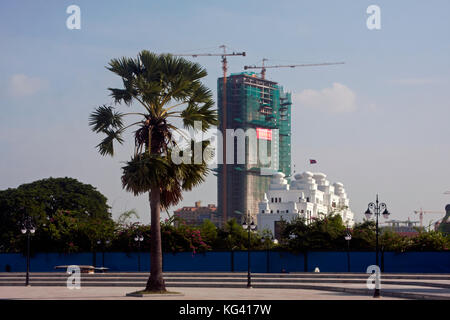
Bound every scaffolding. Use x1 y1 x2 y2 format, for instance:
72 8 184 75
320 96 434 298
217 72 292 223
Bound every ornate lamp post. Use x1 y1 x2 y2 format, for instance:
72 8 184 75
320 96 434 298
134 234 144 271
242 215 256 288
20 213 36 287
364 194 390 298
344 226 352 272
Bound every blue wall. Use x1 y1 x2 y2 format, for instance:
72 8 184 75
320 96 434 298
0 251 449 273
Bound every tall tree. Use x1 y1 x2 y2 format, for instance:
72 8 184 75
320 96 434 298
89 51 217 292
0 177 113 253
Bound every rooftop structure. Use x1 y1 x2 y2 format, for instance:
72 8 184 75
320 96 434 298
173 201 221 228
257 171 355 239
381 219 421 237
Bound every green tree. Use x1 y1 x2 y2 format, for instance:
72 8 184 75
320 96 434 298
260 228 277 250
350 220 376 250
409 231 449 251
199 219 218 244
215 218 261 250
0 177 113 253
280 215 353 251
117 209 140 227
89 51 217 292
307 214 346 250
379 229 411 252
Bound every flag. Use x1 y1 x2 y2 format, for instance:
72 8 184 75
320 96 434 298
309 159 317 164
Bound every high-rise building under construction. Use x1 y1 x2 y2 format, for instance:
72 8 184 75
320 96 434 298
217 71 292 224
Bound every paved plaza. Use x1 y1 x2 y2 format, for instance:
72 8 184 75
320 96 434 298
1 272 449 300
0 286 404 300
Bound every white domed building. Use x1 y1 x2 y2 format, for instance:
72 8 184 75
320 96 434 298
257 171 355 238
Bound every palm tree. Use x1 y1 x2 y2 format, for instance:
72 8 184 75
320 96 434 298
89 51 217 292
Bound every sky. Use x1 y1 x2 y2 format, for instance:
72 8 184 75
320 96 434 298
1 0 449 227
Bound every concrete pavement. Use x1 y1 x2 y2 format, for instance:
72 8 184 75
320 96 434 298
0 272 449 300
0 286 404 300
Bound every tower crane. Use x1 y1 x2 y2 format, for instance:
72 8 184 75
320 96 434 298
244 58 345 80
413 208 445 228
172 45 246 226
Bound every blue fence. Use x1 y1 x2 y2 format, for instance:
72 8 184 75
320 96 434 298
1 251 449 273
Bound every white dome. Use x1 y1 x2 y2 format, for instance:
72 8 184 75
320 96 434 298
294 173 303 180
273 172 285 178
303 171 313 178
314 172 327 179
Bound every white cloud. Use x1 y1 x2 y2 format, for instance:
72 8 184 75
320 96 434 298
293 82 357 113
8 74 48 97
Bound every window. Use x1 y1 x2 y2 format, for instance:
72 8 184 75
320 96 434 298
279 197 281 202
299 197 302 202
275 198 277 203
277 210 280 213
301 210 304 213
270 210 273 213
262 210 265 213
286 210 289 213
306 197 310 202
271 198 274 203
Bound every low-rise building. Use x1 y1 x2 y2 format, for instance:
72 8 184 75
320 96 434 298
173 201 222 228
257 171 355 238
381 219 421 236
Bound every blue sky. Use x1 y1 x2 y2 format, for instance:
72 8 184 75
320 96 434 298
1 0 449 227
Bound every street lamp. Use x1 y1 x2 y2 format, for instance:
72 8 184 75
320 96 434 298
134 234 144 271
20 213 36 287
364 194 390 298
242 215 256 288
344 226 352 272
97 240 111 268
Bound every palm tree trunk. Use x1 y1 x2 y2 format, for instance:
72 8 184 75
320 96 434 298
145 188 166 291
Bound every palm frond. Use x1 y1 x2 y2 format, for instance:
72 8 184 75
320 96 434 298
107 56 140 81
108 88 133 106
89 105 124 133
96 129 124 156
181 100 218 131
121 154 168 196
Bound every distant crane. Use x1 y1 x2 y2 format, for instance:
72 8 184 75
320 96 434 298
244 58 345 80
172 45 246 226
413 208 445 228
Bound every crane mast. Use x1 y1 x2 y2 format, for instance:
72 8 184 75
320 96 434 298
413 208 445 228
173 46 246 226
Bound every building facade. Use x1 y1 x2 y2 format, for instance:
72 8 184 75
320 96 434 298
436 204 450 235
217 72 292 224
257 171 355 238
173 201 221 228
381 219 421 237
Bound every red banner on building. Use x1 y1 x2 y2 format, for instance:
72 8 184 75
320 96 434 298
256 128 272 140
